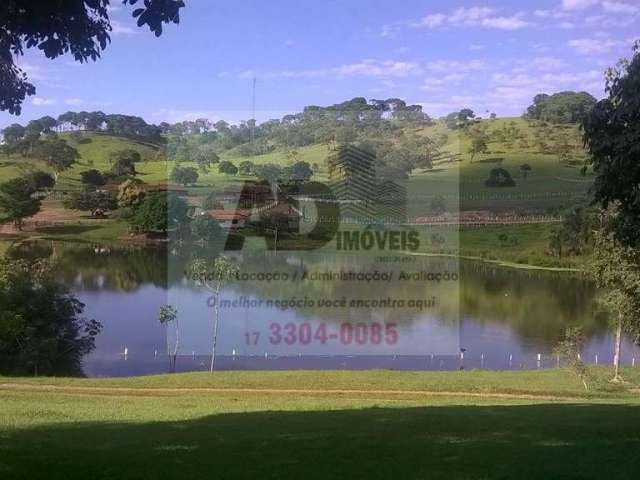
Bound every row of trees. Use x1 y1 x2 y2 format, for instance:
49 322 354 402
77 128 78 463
1 124 80 172
3 112 165 146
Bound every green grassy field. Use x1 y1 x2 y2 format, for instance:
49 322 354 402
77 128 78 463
0 119 593 268
1 369 639 479
0 118 591 209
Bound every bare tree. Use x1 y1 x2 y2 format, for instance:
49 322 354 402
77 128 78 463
158 305 179 373
190 257 239 372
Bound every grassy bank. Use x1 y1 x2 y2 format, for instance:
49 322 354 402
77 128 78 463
1 369 640 479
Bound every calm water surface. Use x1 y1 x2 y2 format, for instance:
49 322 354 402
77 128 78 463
6 240 639 377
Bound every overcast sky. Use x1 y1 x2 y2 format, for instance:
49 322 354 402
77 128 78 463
1 0 638 128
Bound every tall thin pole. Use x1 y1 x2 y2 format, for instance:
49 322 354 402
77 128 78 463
251 77 256 144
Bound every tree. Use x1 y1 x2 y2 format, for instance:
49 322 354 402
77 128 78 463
520 164 532 179
63 191 117 217
485 168 516 187
218 160 238 175
80 169 107 188
33 138 79 172
131 193 189 233
194 146 219 173
39 116 57 132
170 166 199 186
549 229 564 258
1 124 26 151
1 0 185 114
191 216 224 243
0 258 102 376
445 109 475 130
25 170 55 191
110 148 141 165
189 256 239 372
583 42 640 247
526 91 597 124
286 161 313 182
468 134 488 162
111 156 137 177
591 229 640 382
238 160 255 175
117 178 146 208
158 305 179 373
554 327 590 391
253 163 282 182
0 178 40 230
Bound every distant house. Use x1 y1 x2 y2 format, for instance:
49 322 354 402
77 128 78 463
202 210 250 230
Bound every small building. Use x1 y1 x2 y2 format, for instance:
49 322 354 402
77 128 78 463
202 210 250 230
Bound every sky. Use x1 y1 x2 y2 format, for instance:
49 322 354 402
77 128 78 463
1 0 638 129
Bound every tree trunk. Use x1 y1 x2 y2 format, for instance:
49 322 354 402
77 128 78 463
613 313 623 382
172 319 180 373
166 331 173 373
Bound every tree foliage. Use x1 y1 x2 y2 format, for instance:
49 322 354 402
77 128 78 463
117 178 146 208
218 161 238 175
170 166 199 186
485 168 516 187
591 228 640 380
526 91 597 124
553 327 590 391
63 190 117 217
32 137 80 172
583 43 640 247
191 216 224 242
0 0 185 114
130 193 189 233
80 169 107 188
0 178 41 229
0 258 101 376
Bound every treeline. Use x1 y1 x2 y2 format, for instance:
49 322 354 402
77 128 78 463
3 111 164 146
525 91 597 124
165 97 442 179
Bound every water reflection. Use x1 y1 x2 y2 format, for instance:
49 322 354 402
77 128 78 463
3 239 638 376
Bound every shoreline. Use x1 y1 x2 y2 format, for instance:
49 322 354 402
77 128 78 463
1 231 586 273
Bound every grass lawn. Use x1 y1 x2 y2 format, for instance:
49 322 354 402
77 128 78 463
29 219 131 242
1 369 640 479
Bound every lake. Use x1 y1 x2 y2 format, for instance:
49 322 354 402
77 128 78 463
4 239 639 377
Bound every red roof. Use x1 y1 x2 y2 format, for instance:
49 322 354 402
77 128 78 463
204 210 250 221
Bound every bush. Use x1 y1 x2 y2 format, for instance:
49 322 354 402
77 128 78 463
485 168 516 187
218 161 238 175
